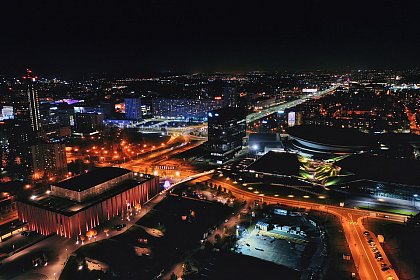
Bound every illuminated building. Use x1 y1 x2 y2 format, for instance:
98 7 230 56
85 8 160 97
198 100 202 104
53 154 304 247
17 167 160 238
74 112 104 133
0 119 33 179
24 69 42 135
248 133 283 154
287 125 377 157
0 106 14 121
207 107 246 164
152 98 223 120
31 142 67 178
125 98 142 120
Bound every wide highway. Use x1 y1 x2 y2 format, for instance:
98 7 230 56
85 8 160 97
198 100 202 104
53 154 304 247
246 84 341 123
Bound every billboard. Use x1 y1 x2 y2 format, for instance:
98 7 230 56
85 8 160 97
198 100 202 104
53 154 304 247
288 111 296 127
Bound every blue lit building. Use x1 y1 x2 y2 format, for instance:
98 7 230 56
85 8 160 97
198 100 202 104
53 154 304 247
125 98 142 120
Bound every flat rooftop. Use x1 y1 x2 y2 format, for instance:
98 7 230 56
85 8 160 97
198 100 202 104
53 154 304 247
22 175 155 216
208 107 246 120
336 154 420 187
288 125 377 147
246 151 300 176
54 167 132 192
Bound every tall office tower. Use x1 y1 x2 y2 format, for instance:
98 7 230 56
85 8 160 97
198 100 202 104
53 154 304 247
125 98 142 120
222 86 238 107
24 69 42 136
31 142 67 179
207 107 246 164
1 119 33 179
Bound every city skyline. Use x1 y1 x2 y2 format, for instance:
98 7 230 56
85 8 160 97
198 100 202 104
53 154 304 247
1 1 420 280
1 1 420 77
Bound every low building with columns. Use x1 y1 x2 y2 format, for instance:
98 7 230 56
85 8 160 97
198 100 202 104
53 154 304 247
17 167 160 238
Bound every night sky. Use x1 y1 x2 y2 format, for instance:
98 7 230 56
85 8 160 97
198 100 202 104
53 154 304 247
1 0 420 76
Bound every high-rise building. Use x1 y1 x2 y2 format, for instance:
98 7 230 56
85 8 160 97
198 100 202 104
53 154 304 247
207 107 246 164
222 86 238 107
74 112 104 133
31 142 67 179
24 69 42 136
0 119 33 179
125 98 142 120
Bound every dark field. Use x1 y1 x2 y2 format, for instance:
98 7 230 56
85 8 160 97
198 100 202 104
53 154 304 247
61 195 232 280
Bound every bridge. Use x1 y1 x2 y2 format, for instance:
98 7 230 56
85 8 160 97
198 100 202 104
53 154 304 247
133 84 341 134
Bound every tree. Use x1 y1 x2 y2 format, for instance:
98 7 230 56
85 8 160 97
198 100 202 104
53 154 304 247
183 261 192 274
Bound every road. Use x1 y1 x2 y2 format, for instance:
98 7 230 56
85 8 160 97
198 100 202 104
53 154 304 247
1 167 401 280
0 212 18 227
246 84 340 123
0 190 168 280
118 135 204 182
194 175 400 280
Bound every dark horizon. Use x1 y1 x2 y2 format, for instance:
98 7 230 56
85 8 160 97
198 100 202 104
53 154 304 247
1 0 420 77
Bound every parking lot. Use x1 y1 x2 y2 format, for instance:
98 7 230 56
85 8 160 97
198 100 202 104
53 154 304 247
236 228 306 270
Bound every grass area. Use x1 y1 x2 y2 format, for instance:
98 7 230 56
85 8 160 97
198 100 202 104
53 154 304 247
191 250 300 280
234 181 346 206
357 205 418 216
323 175 357 187
61 195 232 280
362 218 420 280
173 142 207 159
60 255 113 280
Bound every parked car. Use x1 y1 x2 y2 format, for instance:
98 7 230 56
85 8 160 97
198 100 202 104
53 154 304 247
115 224 127 231
21 231 37 237
381 267 390 271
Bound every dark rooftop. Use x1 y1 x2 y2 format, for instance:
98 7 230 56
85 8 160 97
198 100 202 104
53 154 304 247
208 107 246 120
246 151 300 176
249 133 281 143
288 125 377 147
336 154 420 187
54 167 132 192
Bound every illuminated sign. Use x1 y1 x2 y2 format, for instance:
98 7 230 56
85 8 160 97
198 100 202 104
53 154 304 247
163 180 171 189
302 88 318 93
288 111 296 127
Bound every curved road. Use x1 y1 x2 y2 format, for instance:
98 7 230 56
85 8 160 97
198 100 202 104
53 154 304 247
195 175 400 280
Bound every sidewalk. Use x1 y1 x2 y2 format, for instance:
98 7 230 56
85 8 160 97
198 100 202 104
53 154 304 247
1 192 167 280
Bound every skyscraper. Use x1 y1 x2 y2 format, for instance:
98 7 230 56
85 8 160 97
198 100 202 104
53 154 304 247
207 107 246 164
31 142 67 179
125 98 142 120
24 69 42 136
